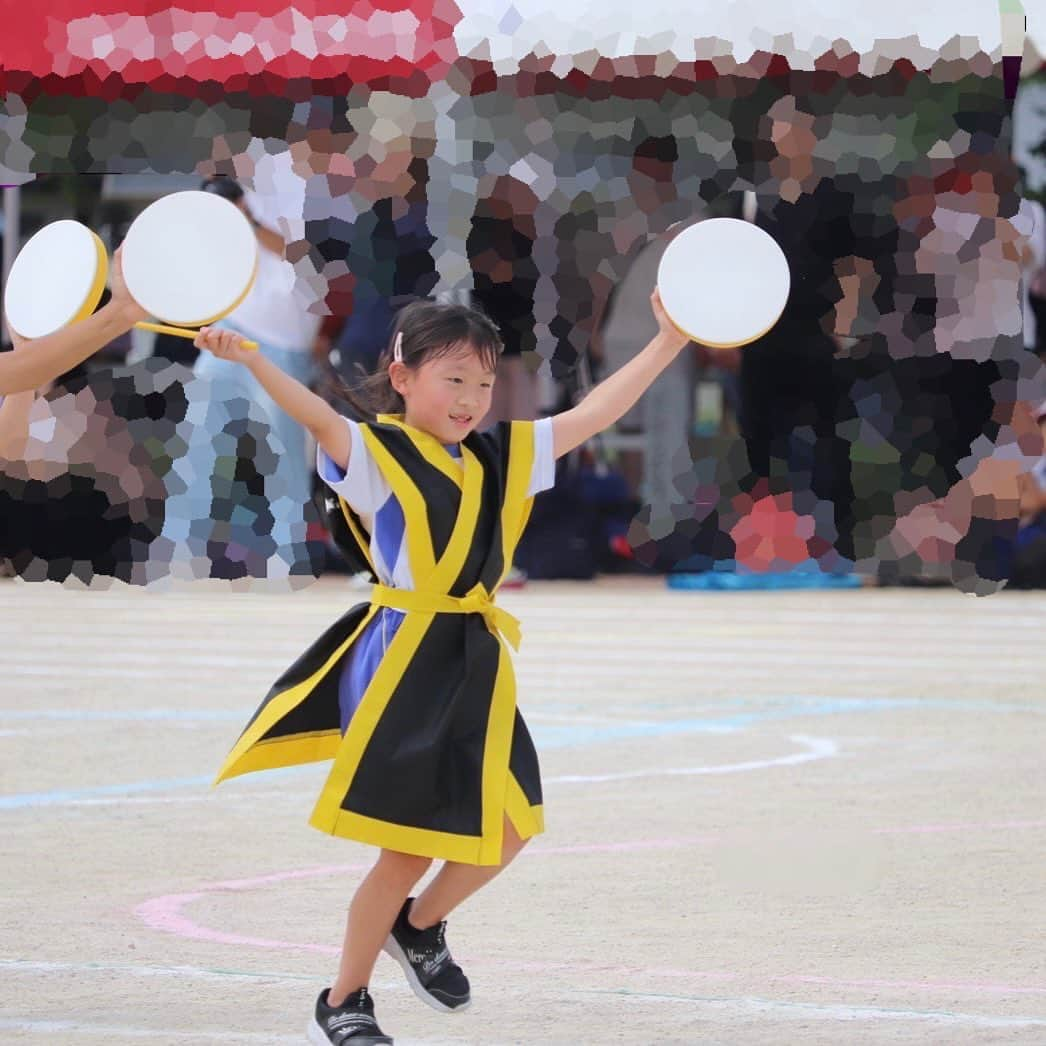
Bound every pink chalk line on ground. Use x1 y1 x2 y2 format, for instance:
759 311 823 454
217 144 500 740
134 839 714 953
134 834 1046 998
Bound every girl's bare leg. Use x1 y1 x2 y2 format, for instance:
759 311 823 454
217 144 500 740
329 849 432 1006
408 817 529 929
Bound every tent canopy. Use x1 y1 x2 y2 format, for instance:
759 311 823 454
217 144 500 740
0 0 461 95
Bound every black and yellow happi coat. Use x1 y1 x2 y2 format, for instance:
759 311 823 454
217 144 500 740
215 415 544 866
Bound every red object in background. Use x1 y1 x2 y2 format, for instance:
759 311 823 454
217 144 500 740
0 0 462 96
730 492 815 572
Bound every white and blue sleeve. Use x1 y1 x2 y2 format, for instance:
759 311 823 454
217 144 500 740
316 417 388 517
526 417 557 497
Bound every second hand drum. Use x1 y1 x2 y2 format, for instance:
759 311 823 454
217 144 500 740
120 190 260 350
656 217 791 349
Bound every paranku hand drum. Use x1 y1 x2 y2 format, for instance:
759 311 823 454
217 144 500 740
121 190 260 349
3 220 108 340
656 217 791 348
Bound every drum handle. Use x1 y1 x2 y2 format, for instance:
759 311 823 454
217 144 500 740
135 321 258 351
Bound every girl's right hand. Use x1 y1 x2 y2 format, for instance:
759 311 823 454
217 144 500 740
194 326 256 364
650 288 690 355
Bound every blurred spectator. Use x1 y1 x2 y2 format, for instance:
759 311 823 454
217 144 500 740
594 216 740 529
1023 198 1046 356
467 175 542 427
831 151 1042 593
193 175 322 507
328 156 437 385
166 174 322 579
0 362 172 585
735 97 860 567
1010 400 1046 587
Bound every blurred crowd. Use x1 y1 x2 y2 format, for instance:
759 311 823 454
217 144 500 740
2 65 1046 593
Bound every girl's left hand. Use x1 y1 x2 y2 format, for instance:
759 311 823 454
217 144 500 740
194 326 255 364
650 288 690 354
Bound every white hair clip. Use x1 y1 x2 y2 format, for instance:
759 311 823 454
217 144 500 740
392 331 403 363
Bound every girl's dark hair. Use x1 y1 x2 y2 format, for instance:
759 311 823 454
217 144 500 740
332 299 504 420
200 175 245 203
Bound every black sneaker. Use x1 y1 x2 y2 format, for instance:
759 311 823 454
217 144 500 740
383 898 471 1013
307 988 393 1045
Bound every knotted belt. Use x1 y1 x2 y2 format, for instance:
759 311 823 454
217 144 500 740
370 583 522 651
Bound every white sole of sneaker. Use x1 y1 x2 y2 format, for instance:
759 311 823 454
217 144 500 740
306 1016 392 1045
381 934 472 1015
306 1018 330 1044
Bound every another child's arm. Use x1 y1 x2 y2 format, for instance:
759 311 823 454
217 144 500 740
551 288 689 459
194 326 352 470
0 333 37 459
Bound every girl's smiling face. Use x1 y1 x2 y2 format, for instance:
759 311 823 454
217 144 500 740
392 342 496 444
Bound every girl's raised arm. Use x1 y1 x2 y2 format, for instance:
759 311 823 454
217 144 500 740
0 332 38 458
195 326 353 472
551 288 690 459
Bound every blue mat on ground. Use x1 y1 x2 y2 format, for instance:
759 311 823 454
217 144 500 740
667 571 863 591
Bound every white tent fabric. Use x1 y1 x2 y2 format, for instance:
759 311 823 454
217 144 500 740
452 0 1009 73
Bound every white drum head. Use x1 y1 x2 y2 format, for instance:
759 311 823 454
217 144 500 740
657 218 791 349
4 220 108 339
120 190 258 327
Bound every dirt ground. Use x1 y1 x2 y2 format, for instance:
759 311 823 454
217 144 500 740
2 575 1044 1045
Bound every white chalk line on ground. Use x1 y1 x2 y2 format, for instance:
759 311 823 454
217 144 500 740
0 957 313 984
6 960 1042 1033
0 1017 464 1046
577 988 1046 1029
0 1021 460 1046
0 957 400 991
546 734 839 783
0 735 842 808
0 1019 304 1043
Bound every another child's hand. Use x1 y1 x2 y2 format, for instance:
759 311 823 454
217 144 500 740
650 288 690 354
195 326 256 364
110 245 150 323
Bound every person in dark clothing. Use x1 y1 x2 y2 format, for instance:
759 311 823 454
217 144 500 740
734 97 871 563
466 176 542 426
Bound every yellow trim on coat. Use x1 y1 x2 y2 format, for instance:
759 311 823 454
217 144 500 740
426 443 484 592
309 609 433 833
505 772 544 839
497 421 537 589
313 807 506 866
222 731 341 778
477 640 516 862
376 414 464 490
337 496 377 575
360 424 437 585
214 603 380 784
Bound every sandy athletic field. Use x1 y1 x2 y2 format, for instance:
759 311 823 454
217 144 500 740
2 576 1045 1044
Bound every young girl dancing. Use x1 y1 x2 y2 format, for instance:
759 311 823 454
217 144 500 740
201 291 689 1045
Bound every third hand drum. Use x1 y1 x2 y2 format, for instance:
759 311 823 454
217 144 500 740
656 217 791 349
